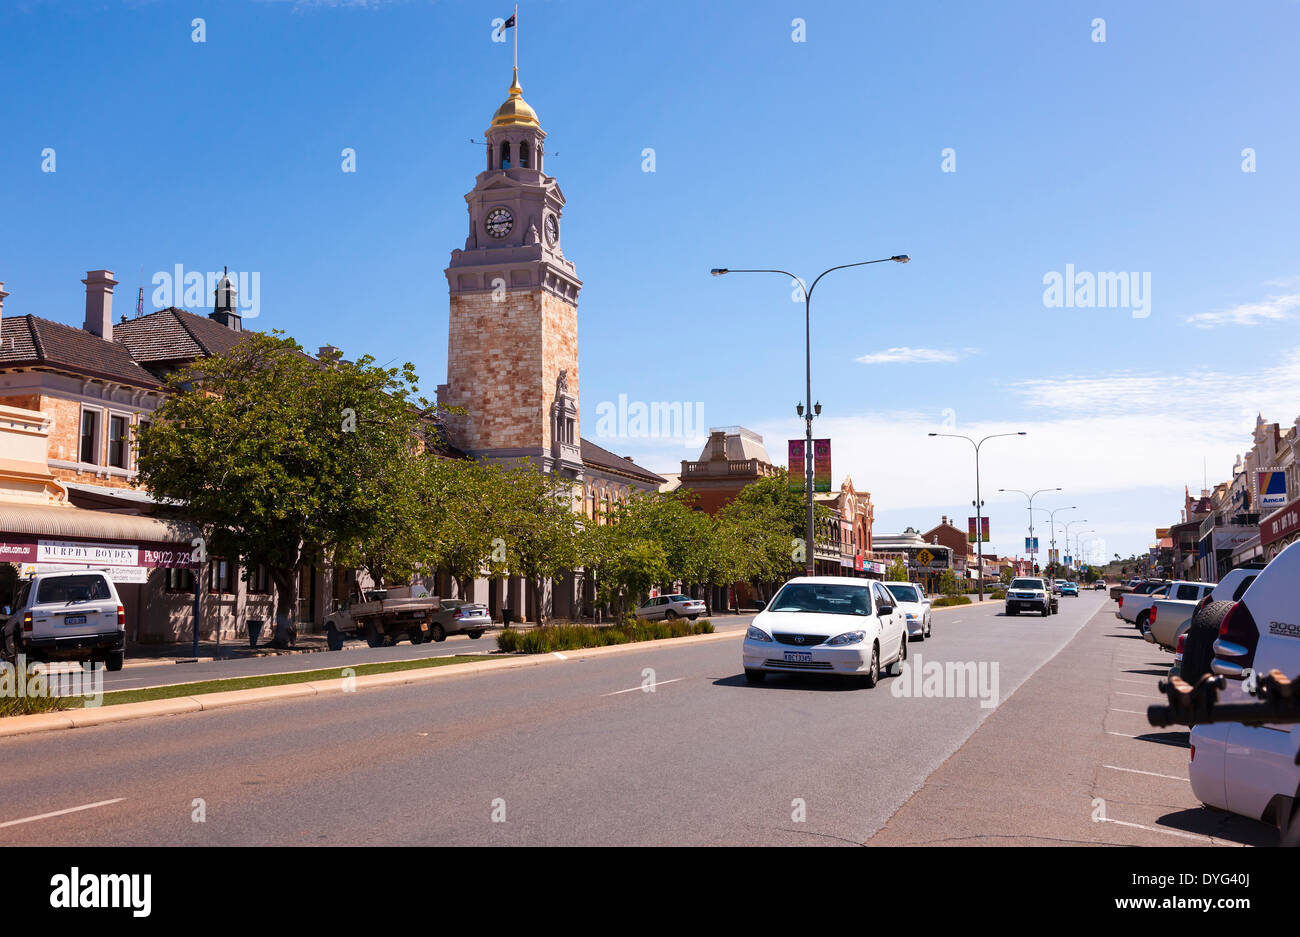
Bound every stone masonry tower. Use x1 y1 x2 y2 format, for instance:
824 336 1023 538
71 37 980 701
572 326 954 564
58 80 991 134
439 68 584 478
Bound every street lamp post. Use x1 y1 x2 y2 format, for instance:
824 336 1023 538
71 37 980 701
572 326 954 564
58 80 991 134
928 431 1027 600
1034 505 1077 577
1074 529 1096 571
999 487 1060 572
712 255 909 576
1062 518 1089 573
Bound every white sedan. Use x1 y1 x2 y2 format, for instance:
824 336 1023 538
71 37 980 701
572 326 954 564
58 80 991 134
884 580 932 639
742 576 908 688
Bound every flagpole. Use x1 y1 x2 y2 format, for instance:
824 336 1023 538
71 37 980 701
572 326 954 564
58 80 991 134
513 4 518 73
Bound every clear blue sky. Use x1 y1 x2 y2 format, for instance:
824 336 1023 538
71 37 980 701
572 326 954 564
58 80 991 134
3 0 1298 563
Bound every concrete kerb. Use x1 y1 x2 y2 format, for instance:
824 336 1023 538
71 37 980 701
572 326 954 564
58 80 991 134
0 628 743 739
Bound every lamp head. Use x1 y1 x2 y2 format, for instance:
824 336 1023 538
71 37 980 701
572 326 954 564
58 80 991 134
710 268 728 276
891 255 910 263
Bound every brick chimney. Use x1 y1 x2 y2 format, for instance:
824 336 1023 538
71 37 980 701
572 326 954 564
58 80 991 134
82 269 119 341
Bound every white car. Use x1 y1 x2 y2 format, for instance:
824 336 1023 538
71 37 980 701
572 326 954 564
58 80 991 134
1004 577 1056 616
741 576 908 687
884 580 931 639
2 569 126 671
1189 543 1300 838
634 594 707 621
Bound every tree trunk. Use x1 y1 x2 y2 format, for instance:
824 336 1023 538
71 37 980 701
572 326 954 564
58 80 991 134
269 567 299 649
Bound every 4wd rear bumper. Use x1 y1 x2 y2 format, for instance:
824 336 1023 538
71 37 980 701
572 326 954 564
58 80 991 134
25 631 124 656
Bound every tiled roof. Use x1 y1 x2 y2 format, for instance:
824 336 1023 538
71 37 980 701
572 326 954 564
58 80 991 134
0 315 161 388
580 438 666 486
114 307 246 364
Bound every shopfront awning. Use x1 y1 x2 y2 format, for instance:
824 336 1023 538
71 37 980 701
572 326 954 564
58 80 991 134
0 503 199 569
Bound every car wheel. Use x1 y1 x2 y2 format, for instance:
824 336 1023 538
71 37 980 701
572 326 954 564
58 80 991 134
365 629 386 649
925 616 931 638
744 668 766 684
914 622 925 642
859 644 880 688
104 650 124 672
888 634 907 676
466 630 484 640
665 610 679 620
1041 606 1049 617
688 615 698 621
430 624 447 643
408 629 426 645
1180 600 1234 684
1008 608 1018 616
1136 611 1150 632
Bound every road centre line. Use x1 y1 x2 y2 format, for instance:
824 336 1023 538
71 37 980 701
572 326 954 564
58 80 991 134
0 798 125 829
1101 764 1187 781
603 678 684 696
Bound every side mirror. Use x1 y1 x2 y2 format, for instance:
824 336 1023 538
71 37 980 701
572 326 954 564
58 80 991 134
878 603 894 616
753 599 766 610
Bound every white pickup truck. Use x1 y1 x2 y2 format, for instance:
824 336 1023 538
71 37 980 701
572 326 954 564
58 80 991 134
1116 581 1184 630
1144 580 1217 649
324 587 441 649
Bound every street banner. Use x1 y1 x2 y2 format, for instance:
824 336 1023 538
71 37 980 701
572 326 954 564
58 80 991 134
1259 469 1288 511
1048 548 1059 564
1064 555 1072 566
813 438 832 492
787 440 805 491
1025 536 1038 553
967 516 989 543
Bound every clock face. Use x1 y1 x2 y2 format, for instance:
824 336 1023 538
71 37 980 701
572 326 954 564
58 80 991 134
485 207 513 239
545 214 559 245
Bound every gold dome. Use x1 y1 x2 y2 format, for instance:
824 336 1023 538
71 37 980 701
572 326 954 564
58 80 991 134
491 68 540 128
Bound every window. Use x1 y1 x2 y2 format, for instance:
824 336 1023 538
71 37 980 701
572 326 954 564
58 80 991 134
886 584 920 604
136 420 152 459
36 574 111 603
247 565 272 595
499 141 511 169
108 415 128 468
79 409 99 464
769 583 872 616
165 568 196 593
208 559 236 595
519 140 530 168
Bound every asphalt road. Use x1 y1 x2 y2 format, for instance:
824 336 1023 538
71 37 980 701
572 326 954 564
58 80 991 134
0 595 1117 845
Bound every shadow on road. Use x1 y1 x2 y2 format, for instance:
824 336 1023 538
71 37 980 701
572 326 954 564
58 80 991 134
713 673 863 692
1155 807 1279 847
1132 730 1190 749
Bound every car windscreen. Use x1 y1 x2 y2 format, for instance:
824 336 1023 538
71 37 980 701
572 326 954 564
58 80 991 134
1010 579 1043 590
36 574 111 604
886 584 919 604
769 583 871 616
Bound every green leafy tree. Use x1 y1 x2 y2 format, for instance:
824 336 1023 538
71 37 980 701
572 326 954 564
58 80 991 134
496 463 580 625
938 568 961 598
886 557 909 582
137 332 427 646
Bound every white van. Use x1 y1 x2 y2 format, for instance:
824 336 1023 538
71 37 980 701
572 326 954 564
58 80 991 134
2 569 126 671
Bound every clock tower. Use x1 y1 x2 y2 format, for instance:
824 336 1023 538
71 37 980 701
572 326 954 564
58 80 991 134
439 68 584 478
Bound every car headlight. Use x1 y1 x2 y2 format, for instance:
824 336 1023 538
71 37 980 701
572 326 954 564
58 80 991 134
745 626 773 643
825 630 865 646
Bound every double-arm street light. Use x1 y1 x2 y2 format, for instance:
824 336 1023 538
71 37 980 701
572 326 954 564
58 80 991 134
1073 529 1096 570
998 487 1061 569
1062 518 1089 572
928 431 1027 600
712 255 910 576
1033 505 1077 575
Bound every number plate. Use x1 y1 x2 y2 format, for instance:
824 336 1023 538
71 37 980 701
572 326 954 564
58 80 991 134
63 615 87 626
782 650 812 663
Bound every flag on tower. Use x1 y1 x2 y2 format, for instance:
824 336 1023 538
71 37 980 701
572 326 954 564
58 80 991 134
503 13 516 28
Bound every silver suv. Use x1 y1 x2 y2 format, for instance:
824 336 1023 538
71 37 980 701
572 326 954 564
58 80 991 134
2 570 125 671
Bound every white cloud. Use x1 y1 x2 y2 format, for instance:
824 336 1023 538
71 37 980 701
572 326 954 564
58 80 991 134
855 346 976 365
1184 292 1300 328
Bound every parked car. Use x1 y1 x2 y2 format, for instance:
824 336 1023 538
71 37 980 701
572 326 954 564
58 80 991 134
1189 541 1300 837
1145 580 1218 649
1060 581 1079 597
1004 577 1057 617
741 576 907 687
634 594 707 622
325 587 442 648
1 569 125 671
1116 581 1180 629
431 599 491 641
884 580 931 640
